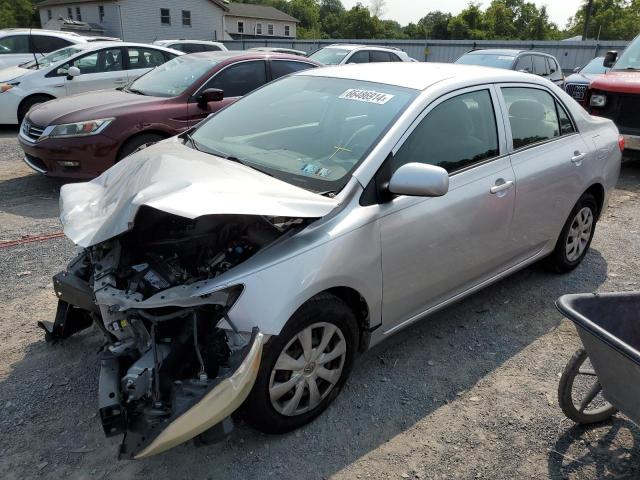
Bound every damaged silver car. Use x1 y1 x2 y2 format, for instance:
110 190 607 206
43 63 621 459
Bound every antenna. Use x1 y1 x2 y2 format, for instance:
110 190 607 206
29 26 40 69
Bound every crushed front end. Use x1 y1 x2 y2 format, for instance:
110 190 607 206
41 208 307 458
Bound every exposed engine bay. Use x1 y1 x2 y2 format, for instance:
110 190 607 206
42 209 308 458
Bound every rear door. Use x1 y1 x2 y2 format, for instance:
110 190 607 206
64 47 128 96
187 60 267 125
498 84 592 261
125 47 173 82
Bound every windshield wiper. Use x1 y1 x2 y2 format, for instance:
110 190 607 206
125 87 145 95
183 137 274 177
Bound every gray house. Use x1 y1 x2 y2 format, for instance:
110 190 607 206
225 3 298 40
37 0 229 43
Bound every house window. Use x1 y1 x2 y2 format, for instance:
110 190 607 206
237 21 244 33
182 10 191 26
284 25 290 36
99 6 105 22
160 8 171 25
267 24 274 35
76 7 82 21
47 9 52 21
256 23 262 35
67 7 72 18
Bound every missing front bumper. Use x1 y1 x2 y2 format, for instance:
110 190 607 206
113 328 264 459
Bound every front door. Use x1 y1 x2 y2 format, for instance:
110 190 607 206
187 60 267 126
64 47 128 96
379 87 518 333
499 85 593 260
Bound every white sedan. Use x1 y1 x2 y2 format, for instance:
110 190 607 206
0 42 182 124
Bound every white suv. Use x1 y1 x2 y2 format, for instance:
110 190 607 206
0 29 115 69
308 44 416 65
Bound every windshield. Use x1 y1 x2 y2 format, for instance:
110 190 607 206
613 35 640 71
21 46 83 70
581 57 609 75
190 75 417 193
127 55 216 97
309 48 350 65
455 53 515 69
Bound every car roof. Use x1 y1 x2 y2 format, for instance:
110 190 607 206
0 28 83 37
298 62 547 91
156 39 223 44
466 48 556 58
323 44 403 53
185 50 317 62
72 41 183 54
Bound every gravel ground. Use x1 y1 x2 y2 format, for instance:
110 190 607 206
1 139 639 480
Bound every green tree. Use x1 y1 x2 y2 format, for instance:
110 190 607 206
567 0 640 40
0 0 33 28
339 3 380 38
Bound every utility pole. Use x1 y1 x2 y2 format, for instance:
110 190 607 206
582 0 593 40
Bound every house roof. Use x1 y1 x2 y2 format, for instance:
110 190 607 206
226 3 299 23
36 0 229 11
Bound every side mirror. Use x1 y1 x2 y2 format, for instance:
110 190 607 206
66 66 81 80
388 163 449 197
603 51 618 68
573 66 581 73
197 88 224 107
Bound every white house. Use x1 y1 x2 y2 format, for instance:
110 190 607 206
37 1 298 43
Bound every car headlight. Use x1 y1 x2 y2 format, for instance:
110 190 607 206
590 94 607 107
0 82 19 92
42 118 114 139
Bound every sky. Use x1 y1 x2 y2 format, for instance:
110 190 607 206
341 0 585 29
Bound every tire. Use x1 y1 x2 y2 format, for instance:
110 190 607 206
240 293 359 434
558 348 617 424
117 133 165 161
17 95 53 124
545 192 598 273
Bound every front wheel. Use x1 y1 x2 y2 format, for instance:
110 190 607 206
240 293 358 434
545 192 598 273
558 348 617 424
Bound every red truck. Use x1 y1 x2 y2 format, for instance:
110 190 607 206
587 34 640 155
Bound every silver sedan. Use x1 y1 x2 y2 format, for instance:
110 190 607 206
49 63 621 458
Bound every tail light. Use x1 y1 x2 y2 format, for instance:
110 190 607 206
619 136 625 152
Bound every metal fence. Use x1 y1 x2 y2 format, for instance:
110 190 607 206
222 38 629 72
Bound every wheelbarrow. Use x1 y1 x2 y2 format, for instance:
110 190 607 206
556 292 640 425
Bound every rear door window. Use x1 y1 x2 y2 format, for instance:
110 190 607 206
0 35 29 54
270 60 316 80
174 43 202 53
514 55 533 73
205 60 267 97
347 51 369 64
127 47 168 69
533 55 550 76
201 43 222 52
370 51 394 62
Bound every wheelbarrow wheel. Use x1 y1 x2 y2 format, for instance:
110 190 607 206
558 348 617 424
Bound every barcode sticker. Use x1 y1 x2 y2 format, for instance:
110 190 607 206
339 89 395 104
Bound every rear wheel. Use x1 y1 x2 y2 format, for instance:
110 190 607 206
17 95 53 124
546 193 597 273
240 293 358 434
558 348 617 424
117 133 165 161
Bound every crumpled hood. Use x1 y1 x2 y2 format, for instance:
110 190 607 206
0 65 27 83
59 138 339 247
591 71 640 94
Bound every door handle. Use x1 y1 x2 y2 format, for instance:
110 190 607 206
490 180 514 194
571 152 586 164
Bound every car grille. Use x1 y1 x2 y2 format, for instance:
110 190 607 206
619 96 640 130
21 121 46 142
565 83 588 101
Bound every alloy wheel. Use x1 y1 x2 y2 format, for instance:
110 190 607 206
269 322 346 416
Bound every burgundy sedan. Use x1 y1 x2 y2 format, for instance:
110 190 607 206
19 51 320 179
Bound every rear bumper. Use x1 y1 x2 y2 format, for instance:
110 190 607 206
18 132 120 179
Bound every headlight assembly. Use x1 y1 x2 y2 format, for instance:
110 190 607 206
42 118 114 139
590 94 607 108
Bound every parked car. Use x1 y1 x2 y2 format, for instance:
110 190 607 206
19 51 320 178
46 62 621 459
564 56 610 103
153 39 228 53
308 44 415 64
248 47 307 56
0 42 181 125
0 28 119 69
587 34 640 153
455 49 564 87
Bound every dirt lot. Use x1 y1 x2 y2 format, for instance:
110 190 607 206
1 132 639 480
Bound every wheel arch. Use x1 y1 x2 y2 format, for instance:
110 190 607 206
584 182 605 220
316 286 372 353
18 93 56 119
116 129 171 161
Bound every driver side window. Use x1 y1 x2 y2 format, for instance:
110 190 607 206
392 89 499 174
